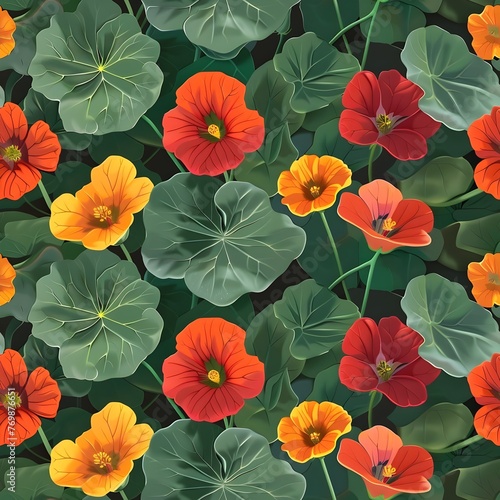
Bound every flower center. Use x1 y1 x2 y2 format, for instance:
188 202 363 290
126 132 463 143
93 451 114 473
309 185 322 199
372 215 399 237
488 25 500 37
0 392 22 410
207 369 221 385
377 360 393 381
93 205 113 226
488 273 500 286
376 114 393 134
382 218 396 232
2 145 22 162
207 124 221 140
382 464 396 479
309 431 321 445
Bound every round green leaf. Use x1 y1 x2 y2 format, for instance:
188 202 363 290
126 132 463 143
28 0 163 135
401 273 500 377
142 0 300 58
28 250 163 381
274 32 360 113
142 420 306 499
457 460 500 499
399 403 473 452
142 174 306 306
273 279 360 360
456 213 500 256
401 26 500 131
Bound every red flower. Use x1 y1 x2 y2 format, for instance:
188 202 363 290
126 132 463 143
468 106 500 199
337 179 434 254
337 425 434 499
0 349 61 446
0 102 61 200
162 72 265 176
339 317 440 407
467 353 500 445
339 70 440 161
162 317 265 422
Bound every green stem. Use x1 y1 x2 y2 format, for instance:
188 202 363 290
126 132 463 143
168 152 187 173
38 179 52 209
120 244 133 263
223 171 230 182
23 197 50 216
194 46 201 61
332 0 352 55
361 0 382 70
432 434 484 454
224 417 229 429
428 188 483 208
229 415 234 428
360 250 382 316
37 426 52 455
12 11 30 22
367 144 378 183
135 3 144 21
4 72 23 102
190 293 198 310
123 0 134 16
367 390 377 428
143 394 160 411
319 458 337 500
119 490 129 500
276 33 286 55
329 4 379 45
143 147 161 165
140 14 148 30
229 169 234 182
319 211 351 301
328 256 374 290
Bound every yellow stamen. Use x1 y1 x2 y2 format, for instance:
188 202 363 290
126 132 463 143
376 114 392 133
382 465 396 478
309 431 321 445
3 145 22 162
0 392 22 410
207 369 220 385
377 360 393 381
207 124 221 139
93 205 112 224
93 451 113 472
382 218 396 232
309 185 321 198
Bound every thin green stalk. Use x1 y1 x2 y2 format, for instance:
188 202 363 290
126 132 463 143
275 33 286 55
190 293 198 310
228 415 234 428
319 211 351 301
37 426 52 455
367 390 377 428
120 243 133 263
12 11 30 22
361 0 382 70
143 394 160 412
38 179 52 209
223 171 230 182
168 152 186 173
328 256 374 290
329 4 379 45
360 250 382 316
319 458 336 500
428 188 483 208
432 434 484 454
123 0 134 16
229 169 234 182
143 147 161 165
23 197 50 216
135 3 144 21
224 417 230 429
119 490 129 500
194 46 201 61
332 0 352 55
367 144 378 183
4 72 23 102
140 14 148 30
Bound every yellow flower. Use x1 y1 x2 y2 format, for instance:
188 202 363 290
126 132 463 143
0 8 15 59
49 402 153 496
468 253 500 308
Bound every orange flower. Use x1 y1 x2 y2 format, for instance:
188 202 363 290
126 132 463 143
277 155 352 216
0 254 15 305
468 5 500 60
0 103 60 200
277 401 352 463
50 402 153 496
0 349 61 446
50 156 154 250
468 353 500 446
468 253 500 308
0 8 15 58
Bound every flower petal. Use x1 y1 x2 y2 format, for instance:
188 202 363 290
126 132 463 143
377 129 428 161
341 71 381 116
23 367 61 418
339 109 379 146
474 157 500 200
378 69 423 118
24 121 61 172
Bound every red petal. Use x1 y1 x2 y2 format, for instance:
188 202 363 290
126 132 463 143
23 367 61 418
474 157 500 200
0 407 40 446
474 404 500 445
358 179 403 221
377 129 428 160
390 445 434 490
0 161 41 201
378 376 428 407
0 349 28 389
339 109 379 146
24 121 61 172
0 103 28 144
468 354 500 405
338 356 378 393
337 438 374 478
337 192 374 234
342 317 381 362
378 70 423 117
397 357 441 387
342 71 381 116
378 317 422 363
468 108 500 159
389 199 434 245
397 111 441 140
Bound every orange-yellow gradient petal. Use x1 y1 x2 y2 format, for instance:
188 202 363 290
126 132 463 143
50 156 153 250
468 253 500 308
278 401 352 463
0 255 15 305
0 8 15 59
278 155 352 217
468 5 500 60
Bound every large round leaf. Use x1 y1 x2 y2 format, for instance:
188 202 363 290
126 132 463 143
401 274 500 377
141 0 300 58
28 250 163 381
28 0 163 135
142 420 306 499
401 26 500 131
456 460 500 500
274 32 360 113
141 174 306 306
273 279 360 359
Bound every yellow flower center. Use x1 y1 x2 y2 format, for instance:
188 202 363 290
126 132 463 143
93 451 114 473
488 273 500 286
488 25 500 37
309 431 321 445
376 114 392 134
377 360 393 381
309 185 322 199
207 369 221 385
382 218 396 232
382 465 396 478
207 124 221 140
0 391 22 410
2 145 22 162
93 205 113 225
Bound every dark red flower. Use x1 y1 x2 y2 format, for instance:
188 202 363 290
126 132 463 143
339 70 440 161
339 317 440 407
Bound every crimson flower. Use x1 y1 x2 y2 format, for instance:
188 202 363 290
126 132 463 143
339 70 440 160
339 317 440 407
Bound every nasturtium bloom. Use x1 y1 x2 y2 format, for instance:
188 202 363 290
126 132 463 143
50 156 154 250
468 5 500 60
0 349 61 446
468 253 500 308
337 179 434 253
339 70 440 161
277 155 352 217
162 71 265 176
337 426 434 499
0 7 15 58
467 107 500 200
162 317 265 423
0 102 61 200
50 402 153 496
277 401 352 463
339 317 440 407
0 254 15 306
468 353 500 446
